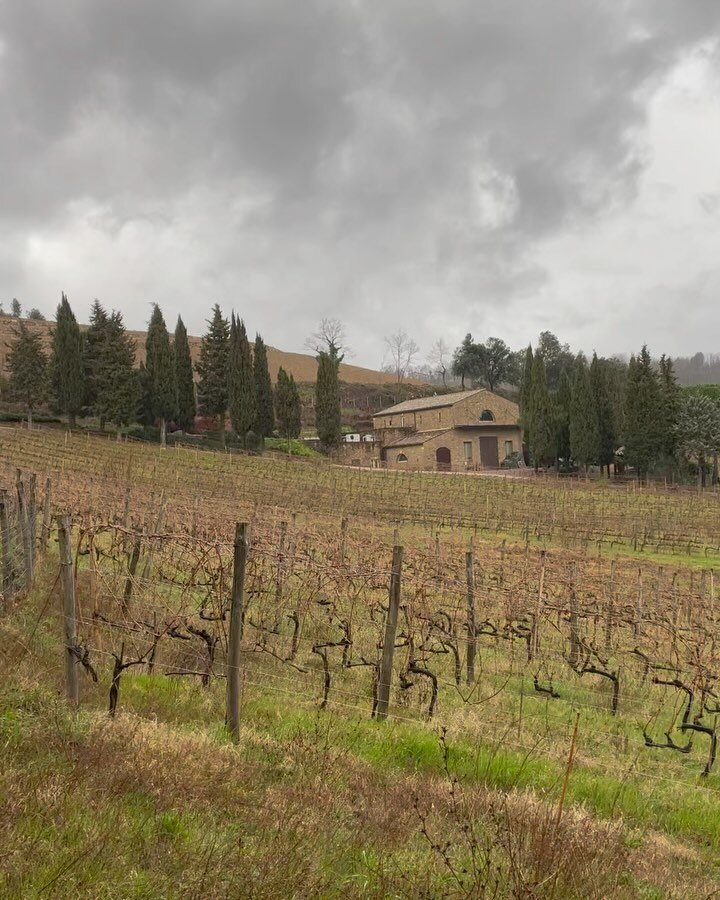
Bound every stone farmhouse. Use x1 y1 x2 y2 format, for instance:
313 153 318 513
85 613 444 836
372 389 523 471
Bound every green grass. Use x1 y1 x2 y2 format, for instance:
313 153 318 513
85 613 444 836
103 672 720 850
264 437 322 458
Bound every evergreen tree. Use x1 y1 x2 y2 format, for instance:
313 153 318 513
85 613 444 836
173 316 196 431
658 355 681 461
624 346 663 478
537 331 575 391
50 292 85 427
554 369 572 463
519 345 534 447
677 393 720 488
11 299 20 318
451 334 483 388
478 337 512 392
570 357 599 472
275 366 301 453
528 353 553 468
228 315 256 446
196 304 229 444
589 353 615 474
253 334 274 438
316 347 342 448
98 312 140 439
83 300 111 426
7 321 47 427
605 358 628 457
145 304 175 446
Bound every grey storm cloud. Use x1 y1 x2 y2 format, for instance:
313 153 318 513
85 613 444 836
0 0 719 363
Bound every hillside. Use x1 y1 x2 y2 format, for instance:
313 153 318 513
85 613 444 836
1 430 718 897
0 315 405 386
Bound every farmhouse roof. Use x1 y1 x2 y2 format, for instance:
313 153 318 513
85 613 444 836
383 429 453 448
375 389 488 417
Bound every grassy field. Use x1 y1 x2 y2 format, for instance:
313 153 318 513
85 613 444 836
1 428 720 897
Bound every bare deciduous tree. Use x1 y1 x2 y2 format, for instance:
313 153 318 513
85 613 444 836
384 330 420 384
427 338 451 387
305 318 349 358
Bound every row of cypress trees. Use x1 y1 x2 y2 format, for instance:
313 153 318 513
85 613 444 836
189 303 300 448
6 294 302 448
520 344 680 476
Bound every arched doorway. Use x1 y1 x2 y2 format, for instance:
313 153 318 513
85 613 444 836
436 447 451 471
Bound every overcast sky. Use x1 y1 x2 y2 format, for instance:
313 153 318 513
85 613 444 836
1 1 719 368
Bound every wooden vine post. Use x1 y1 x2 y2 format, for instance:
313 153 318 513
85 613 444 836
0 490 14 610
226 522 249 743
40 476 52 551
376 540 404 721
466 542 476 684
15 471 34 591
58 514 79 707
531 550 547 660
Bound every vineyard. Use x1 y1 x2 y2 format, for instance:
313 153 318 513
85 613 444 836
2 427 720 897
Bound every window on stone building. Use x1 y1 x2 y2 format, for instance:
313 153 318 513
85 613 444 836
480 409 495 421
397 453 408 462
505 440 513 457
463 441 472 460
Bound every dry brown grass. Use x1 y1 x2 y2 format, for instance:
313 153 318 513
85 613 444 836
3 695 714 898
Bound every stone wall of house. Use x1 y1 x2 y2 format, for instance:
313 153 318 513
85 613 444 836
450 392 519 426
384 424 522 471
372 389 519 442
333 440 377 467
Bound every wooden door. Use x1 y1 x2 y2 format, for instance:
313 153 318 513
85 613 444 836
435 447 451 471
479 437 499 468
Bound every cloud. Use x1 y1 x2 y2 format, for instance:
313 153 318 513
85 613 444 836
0 0 719 363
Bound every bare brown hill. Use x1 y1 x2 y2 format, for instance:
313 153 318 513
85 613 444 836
0 316 405 385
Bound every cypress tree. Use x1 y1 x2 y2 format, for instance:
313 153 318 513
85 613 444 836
527 353 553 469
145 304 175 446
589 353 615 474
196 304 230 445
7 321 48 428
658 355 681 461
83 300 111 427
174 316 196 431
50 293 85 427
519 345 534 447
624 346 663 478
570 357 599 472
228 315 256 446
275 366 302 453
605 359 628 460
253 334 274 438
315 348 342 448
99 312 140 439
554 369 572 463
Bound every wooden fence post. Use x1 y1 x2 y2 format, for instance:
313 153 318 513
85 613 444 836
531 550 547 660
567 567 581 671
40 476 52 551
58 514 79 707
122 534 142 615
226 522 248 743
376 541 403 721
15 471 33 591
466 543 476 684
140 495 166 583
0 490 13 610
604 559 615 653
